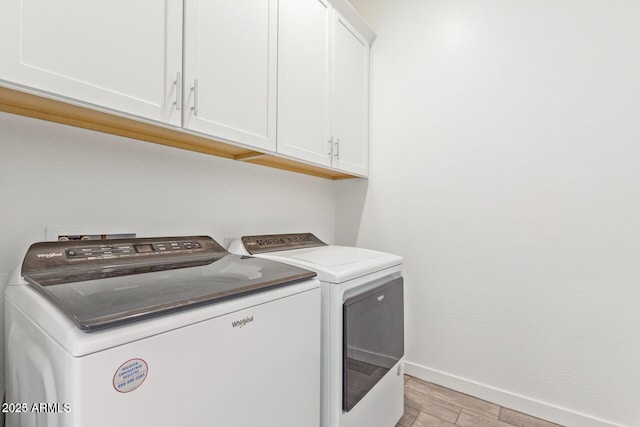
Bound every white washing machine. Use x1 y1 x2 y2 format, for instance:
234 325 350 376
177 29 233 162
228 233 404 427
5 236 321 427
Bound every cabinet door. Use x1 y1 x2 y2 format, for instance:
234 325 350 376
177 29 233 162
183 0 277 151
277 0 333 166
0 0 183 126
332 10 370 176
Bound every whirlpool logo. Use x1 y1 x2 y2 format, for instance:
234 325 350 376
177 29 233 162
36 252 63 259
232 315 254 328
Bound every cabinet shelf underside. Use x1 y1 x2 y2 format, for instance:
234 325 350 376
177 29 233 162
0 86 358 181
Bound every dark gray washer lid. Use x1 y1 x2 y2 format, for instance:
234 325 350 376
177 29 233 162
24 254 316 331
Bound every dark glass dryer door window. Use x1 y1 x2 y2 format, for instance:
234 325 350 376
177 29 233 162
343 276 404 411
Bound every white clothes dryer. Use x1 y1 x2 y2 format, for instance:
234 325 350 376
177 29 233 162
5 236 321 427
229 233 404 427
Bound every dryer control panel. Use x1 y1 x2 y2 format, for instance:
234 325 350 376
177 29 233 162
241 233 326 254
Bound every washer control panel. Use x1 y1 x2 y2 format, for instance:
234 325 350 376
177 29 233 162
65 241 203 259
22 236 221 276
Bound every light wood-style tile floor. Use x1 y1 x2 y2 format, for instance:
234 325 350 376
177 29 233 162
398 375 564 427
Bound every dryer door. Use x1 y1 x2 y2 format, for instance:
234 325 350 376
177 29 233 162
343 276 404 411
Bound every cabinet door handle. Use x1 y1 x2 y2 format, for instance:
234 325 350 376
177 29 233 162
328 137 334 157
173 72 182 111
191 79 199 116
334 138 340 160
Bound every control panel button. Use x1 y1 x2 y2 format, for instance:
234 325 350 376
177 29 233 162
187 241 202 250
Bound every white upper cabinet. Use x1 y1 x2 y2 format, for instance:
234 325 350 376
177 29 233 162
277 0 373 176
183 0 278 151
0 0 374 177
331 10 370 176
0 0 183 126
277 0 333 166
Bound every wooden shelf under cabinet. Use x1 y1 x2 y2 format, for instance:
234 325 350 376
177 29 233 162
0 86 358 180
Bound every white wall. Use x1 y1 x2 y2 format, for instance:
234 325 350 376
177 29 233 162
0 111 336 394
340 1 640 426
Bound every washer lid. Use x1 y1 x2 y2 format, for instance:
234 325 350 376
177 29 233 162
254 245 402 283
22 236 316 330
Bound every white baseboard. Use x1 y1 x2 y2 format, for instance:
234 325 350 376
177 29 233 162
404 361 626 427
